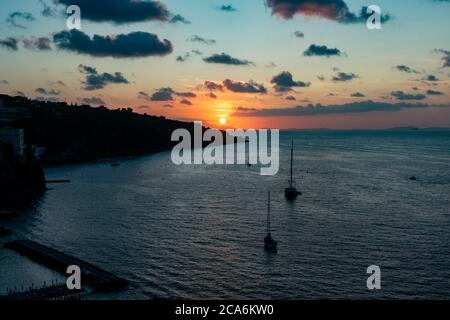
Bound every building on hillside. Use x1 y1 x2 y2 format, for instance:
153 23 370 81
0 128 25 156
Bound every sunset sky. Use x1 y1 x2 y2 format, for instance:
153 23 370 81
0 0 449 129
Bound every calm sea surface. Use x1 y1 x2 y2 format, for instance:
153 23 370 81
1 130 450 299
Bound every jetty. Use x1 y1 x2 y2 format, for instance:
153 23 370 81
1 284 88 301
4 240 128 292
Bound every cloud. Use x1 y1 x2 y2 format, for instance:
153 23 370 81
434 49 450 68
292 30 304 38
23 37 52 51
53 29 173 58
202 81 224 91
35 88 60 96
271 71 311 92
203 53 254 66
13 91 26 97
426 89 444 96
39 0 58 17
180 98 193 105
303 44 342 57
286 96 296 101
53 0 171 24
150 88 174 101
423 74 440 81
140 87 196 101
232 101 430 117
394 65 420 74
207 92 218 99
351 92 365 97
78 64 129 90
265 1 391 24
223 79 267 94
176 50 202 62
80 97 106 105
170 14 191 24
35 96 60 103
332 72 358 82
391 91 426 101
217 4 238 12
176 53 190 62
0 80 9 85
0 37 19 51
7 12 35 29
187 35 216 45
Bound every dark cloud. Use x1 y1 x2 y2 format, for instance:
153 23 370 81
223 79 267 94
232 101 429 117
271 71 311 92
423 74 440 81
332 72 358 82
140 87 195 102
391 91 426 101
187 35 216 45
170 14 191 24
265 1 391 24
78 64 129 90
207 92 218 99
80 97 106 105
394 65 420 74
317 75 325 81
35 88 60 96
292 30 304 38
53 29 173 58
303 44 342 57
434 49 450 68
54 0 171 24
0 80 9 85
150 88 174 101
351 92 365 97
0 37 19 51
203 53 254 66
426 90 444 96
176 93 196 98
23 37 52 51
286 96 296 101
203 81 224 91
7 12 35 29
217 5 238 12
180 98 193 105
176 53 190 62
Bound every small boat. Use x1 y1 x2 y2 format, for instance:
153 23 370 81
264 192 278 253
285 139 301 200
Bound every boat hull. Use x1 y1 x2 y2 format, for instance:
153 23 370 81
285 187 300 200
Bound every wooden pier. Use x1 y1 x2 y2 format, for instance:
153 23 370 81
4 240 128 292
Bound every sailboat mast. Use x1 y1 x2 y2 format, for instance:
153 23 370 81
290 139 294 188
267 192 271 234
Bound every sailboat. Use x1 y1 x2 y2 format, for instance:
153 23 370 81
285 139 301 200
264 192 278 253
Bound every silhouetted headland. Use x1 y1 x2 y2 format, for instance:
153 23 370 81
0 94 212 165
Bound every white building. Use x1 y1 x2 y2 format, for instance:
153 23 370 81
0 128 25 156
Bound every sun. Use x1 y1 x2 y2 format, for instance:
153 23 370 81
219 117 227 125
